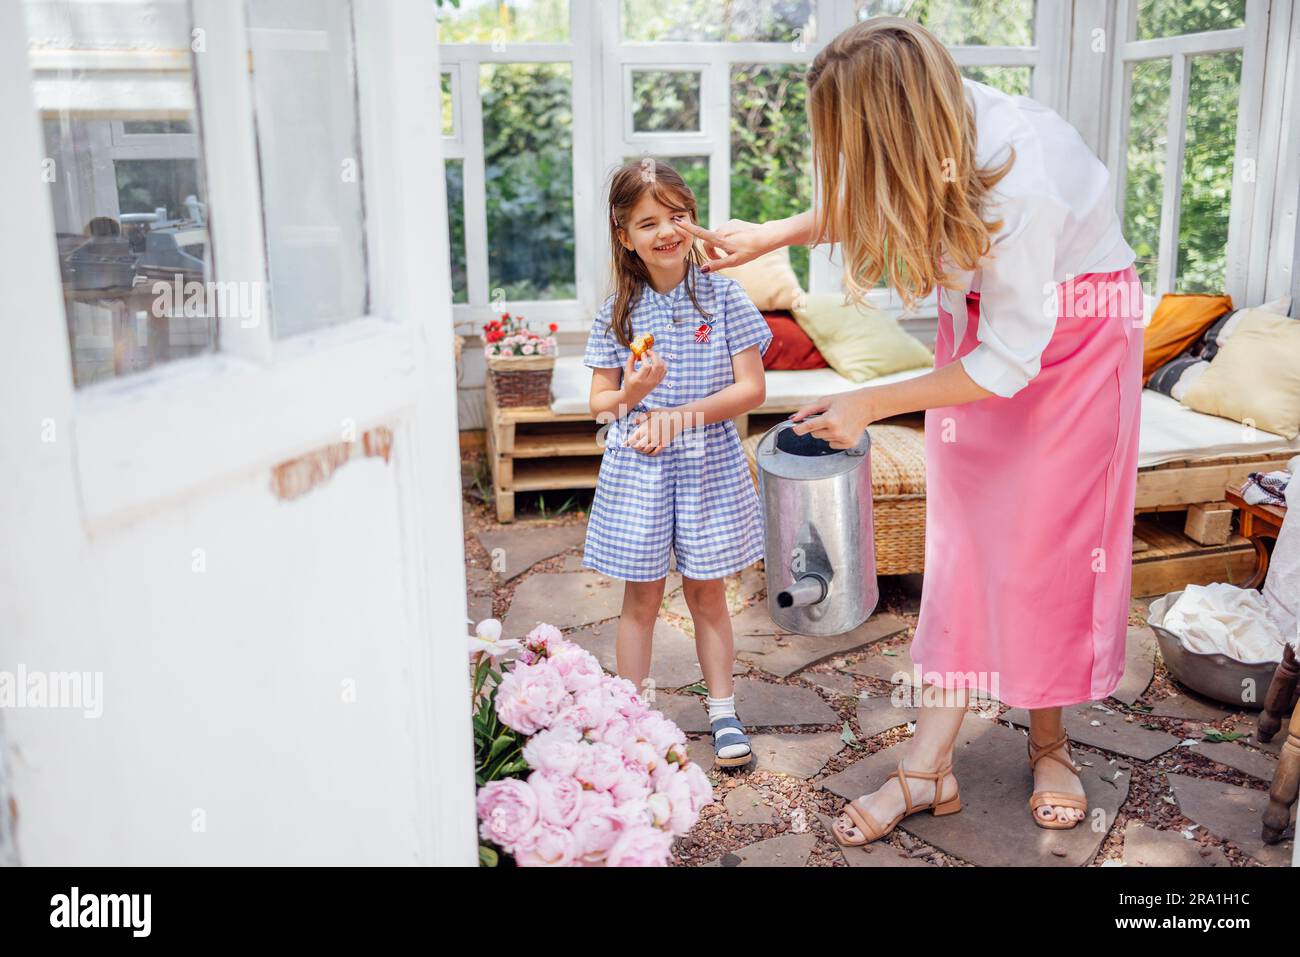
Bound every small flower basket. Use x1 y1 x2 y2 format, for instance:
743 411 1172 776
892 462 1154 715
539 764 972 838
483 314 559 409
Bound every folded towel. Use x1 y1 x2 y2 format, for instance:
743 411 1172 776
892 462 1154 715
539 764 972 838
1163 583 1287 664
1241 469 1291 506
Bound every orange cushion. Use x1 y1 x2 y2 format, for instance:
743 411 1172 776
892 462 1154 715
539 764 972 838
1142 293 1233 383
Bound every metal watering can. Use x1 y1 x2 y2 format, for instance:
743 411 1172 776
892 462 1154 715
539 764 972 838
756 420 878 636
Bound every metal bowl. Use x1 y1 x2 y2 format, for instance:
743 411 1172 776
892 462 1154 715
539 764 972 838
1146 590 1279 710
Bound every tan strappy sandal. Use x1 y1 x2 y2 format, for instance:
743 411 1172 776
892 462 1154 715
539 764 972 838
1027 732 1088 829
831 761 961 847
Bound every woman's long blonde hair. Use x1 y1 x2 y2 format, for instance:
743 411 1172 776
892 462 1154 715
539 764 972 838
807 17 1013 308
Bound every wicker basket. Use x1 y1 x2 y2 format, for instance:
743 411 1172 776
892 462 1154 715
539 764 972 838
486 352 555 409
742 422 927 576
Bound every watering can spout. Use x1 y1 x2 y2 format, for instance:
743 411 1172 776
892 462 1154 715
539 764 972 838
776 574 827 609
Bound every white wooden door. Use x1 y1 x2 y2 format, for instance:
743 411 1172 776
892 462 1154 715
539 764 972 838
0 0 476 865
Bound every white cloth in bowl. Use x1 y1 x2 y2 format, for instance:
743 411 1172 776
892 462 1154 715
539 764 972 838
1163 583 1287 664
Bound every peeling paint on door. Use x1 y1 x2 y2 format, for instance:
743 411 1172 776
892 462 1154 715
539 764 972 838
270 426 394 501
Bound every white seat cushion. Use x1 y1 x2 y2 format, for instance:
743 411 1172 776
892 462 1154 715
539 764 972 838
548 354 1300 468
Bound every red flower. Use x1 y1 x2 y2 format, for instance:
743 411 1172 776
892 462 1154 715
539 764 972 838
548 322 558 333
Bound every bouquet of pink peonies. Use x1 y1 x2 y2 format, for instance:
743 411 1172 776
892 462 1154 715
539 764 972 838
470 619 713 867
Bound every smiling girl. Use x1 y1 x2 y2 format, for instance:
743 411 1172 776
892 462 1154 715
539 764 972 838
581 160 771 768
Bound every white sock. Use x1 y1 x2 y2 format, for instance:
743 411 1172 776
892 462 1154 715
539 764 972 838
706 694 748 759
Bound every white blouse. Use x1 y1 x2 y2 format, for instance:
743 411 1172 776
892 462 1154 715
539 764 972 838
940 79 1136 398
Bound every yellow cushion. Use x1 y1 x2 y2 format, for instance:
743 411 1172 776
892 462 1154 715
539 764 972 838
1181 312 1300 440
791 294 933 383
1142 293 1233 382
715 248 803 311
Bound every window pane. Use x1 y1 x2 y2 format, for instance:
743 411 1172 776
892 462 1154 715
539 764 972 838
441 71 455 136
730 63 811 287
482 63 575 300
623 155 710 226
1137 0 1245 41
632 70 701 134
1123 58 1172 292
856 0 1035 46
438 0 569 43
1176 51 1241 293
962 65 1031 96
248 0 369 339
623 0 814 43
445 159 468 304
24 0 212 388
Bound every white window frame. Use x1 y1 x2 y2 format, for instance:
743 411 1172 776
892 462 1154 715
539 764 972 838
18 0 438 530
440 0 1063 334
1103 0 1270 300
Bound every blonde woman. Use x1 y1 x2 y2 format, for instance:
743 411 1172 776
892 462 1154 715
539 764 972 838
676 18 1143 842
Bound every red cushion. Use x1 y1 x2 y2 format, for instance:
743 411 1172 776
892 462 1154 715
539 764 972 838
761 311 828 370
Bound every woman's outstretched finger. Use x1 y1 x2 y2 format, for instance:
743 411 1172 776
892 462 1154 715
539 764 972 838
673 221 730 261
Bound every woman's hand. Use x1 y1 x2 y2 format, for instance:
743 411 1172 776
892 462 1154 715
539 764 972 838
622 348 666 406
624 408 680 455
789 389 878 449
673 219 778 271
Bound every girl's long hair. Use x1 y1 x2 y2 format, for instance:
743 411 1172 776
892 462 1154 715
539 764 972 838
607 160 710 347
806 17 1014 309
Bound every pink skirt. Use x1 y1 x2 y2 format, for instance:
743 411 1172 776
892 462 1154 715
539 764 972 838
910 266 1144 709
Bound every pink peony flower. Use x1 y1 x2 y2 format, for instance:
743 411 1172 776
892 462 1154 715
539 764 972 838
610 757 653 804
575 741 625 792
633 710 687 755
515 821 576 867
570 791 623 863
528 771 583 828
476 778 539 852
521 725 584 777
605 824 674 867
548 642 604 693
657 767 701 835
681 760 715 813
495 658 568 734
522 623 563 658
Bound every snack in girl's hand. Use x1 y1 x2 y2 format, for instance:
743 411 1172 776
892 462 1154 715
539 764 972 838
631 333 655 359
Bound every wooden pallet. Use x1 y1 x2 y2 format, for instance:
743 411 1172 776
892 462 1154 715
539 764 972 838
1135 452 1294 511
1130 513 1256 597
484 378 601 522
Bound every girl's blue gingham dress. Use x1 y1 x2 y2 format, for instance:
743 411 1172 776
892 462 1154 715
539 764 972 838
582 266 772 582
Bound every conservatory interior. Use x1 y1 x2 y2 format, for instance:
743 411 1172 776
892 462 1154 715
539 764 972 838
8 0 1300 869
450 0 1300 867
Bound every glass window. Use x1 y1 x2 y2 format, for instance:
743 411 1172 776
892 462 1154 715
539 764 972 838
856 0 1035 46
482 63 575 300
247 0 369 339
631 70 702 134
961 65 1032 96
438 0 569 44
730 63 812 287
623 0 815 43
1137 0 1246 41
1123 58 1172 292
445 159 468 304
1176 51 1241 293
24 0 213 388
441 71 456 136
623 154 710 227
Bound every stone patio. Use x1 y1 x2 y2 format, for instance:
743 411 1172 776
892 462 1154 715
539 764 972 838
466 515 1297 868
